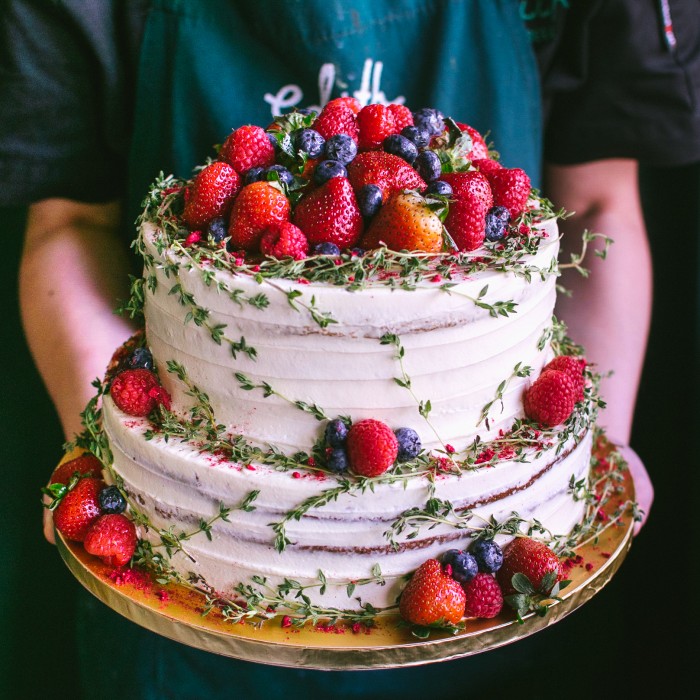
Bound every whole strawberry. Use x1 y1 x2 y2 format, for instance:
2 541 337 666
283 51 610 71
462 572 504 619
346 418 398 477
54 477 104 542
50 454 102 485
220 124 276 174
523 368 577 427
110 369 170 417
387 103 414 132
472 157 503 177
228 181 291 251
313 101 359 143
182 161 241 229
496 537 563 596
357 103 397 150
544 355 586 402
399 559 466 627
361 191 443 253
454 122 490 160
440 170 493 251
486 167 531 218
292 176 363 249
260 221 308 260
84 513 138 567
347 151 426 202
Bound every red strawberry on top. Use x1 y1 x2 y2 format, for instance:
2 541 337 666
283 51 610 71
53 477 104 542
260 221 308 260
228 181 291 251
50 454 102 486
544 356 587 402
472 157 503 177
293 176 363 249
462 572 504 619
399 559 466 626
326 96 361 115
454 122 490 160
182 161 241 229
387 103 414 131
84 514 138 567
220 124 276 174
346 418 398 477
523 368 577 427
313 101 359 143
440 170 493 251
496 537 563 596
347 151 426 203
486 167 531 218
110 369 170 417
357 103 397 150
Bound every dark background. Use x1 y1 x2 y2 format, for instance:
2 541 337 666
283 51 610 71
1 163 697 697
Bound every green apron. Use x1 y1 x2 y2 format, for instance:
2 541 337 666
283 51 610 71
79 2 548 698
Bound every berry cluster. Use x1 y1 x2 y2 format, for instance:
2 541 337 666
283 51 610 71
109 348 171 418
178 101 532 260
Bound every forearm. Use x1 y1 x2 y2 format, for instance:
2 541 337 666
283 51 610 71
19 199 136 440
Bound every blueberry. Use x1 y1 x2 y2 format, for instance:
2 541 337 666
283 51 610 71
383 134 418 164
98 485 127 514
313 242 341 256
484 205 511 242
442 549 479 584
324 419 348 447
357 184 383 218
314 159 347 185
126 347 153 371
394 427 421 462
265 164 294 187
324 134 358 165
425 180 453 197
350 246 366 257
414 150 441 182
470 539 504 573
244 166 266 185
401 125 430 149
296 107 318 117
327 447 349 473
207 216 228 243
267 133 279 152
412 107 444 136
294 128 325 158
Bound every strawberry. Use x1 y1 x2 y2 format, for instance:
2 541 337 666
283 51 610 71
313 101 359 143
53 477 104 542
110 369 170 417
454 122 490 160
347 151 426 202
361 191 443 253
228 181 291 251
326 96 361 115
399 559 466 626
292 177 363 249
346 418 398 477
387 103 414 131
523 368 577 427
357 103 397 150
462 572 504 619
260 221 308 260
544 355 586 402
84 514 138 567
440 171 493 251
182 161 241 229
496 537 563 596
472 157 503 177
485 167 531 218
220 124 276 174
50 454 102 485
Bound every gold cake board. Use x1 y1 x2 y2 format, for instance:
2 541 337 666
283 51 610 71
55 452 635 671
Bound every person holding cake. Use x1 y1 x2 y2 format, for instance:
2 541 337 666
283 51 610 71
2 0 698 698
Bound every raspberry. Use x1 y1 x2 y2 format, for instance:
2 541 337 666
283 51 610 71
346 419 398 477
357 104 397 151
523 369 577 427
462 573 504 619
220 124 276 174
544 355 586 402
84 513 138 567
260 221 308 260
110 369 169 417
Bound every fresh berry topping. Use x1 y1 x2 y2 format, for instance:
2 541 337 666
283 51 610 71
313 242 341 256
394 427 422 462
293 176 363 249
544 356 586 402
83 513 137 568
220 124 276 174
207 216 229 244
413 150 441 181
228 181 291 251
182 161 241 229
313 159 348 185
425 180 453 197
110 369 168 417
349 246 366 257
294 128 325 158
496 537 563 596
523 369 577 427
357 103 397 151
399 559 466 626
462 573 504 619
470 539 504 573
327 448 349 473
412 107 444 136
357 184 383 218
328 96 362 114
440 171 493 251
265 164 294 187
53 477 104 542
125 347 154 372
472 157 503 177
347 151 426 203
50 454 102 486
259 221 309 260
387 103 414 131
324 418 348 447
98 485 127 514
313 101 359 143
484 205 511 242
324 134 358 165
382 134 418 164
346 418 398 477
455 123 490 160
485 167 531 218
244 166 266 185
401 125 430 149
441 549 478 584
